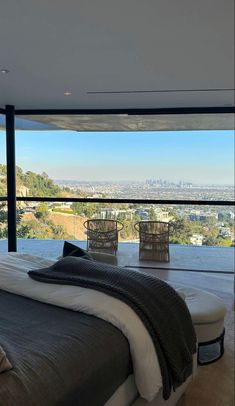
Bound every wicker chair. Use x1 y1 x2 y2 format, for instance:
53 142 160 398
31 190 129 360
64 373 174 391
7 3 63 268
134 221 170 262
83 219 124 255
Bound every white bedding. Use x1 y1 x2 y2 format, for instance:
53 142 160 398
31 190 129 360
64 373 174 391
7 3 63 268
0 253 162 402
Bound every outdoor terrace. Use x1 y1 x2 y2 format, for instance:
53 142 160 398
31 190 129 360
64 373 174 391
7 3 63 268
0 239 233 299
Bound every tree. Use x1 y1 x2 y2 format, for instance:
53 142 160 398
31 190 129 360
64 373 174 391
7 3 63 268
203 236 218 246
169 218 192 245
71 202 97 218
17 224 33 238
35 203 49 222
149 208 157 220
50 224 67 239
0 203 25 238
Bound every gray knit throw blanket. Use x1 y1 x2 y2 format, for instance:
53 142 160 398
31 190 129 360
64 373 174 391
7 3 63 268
28 256 197 400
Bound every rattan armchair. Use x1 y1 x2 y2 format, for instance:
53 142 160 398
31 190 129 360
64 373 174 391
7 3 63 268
134 221 170 262
83 219 124 255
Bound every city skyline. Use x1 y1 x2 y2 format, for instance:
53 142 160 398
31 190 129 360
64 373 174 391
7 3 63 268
55 178 234 188
0 129 234 185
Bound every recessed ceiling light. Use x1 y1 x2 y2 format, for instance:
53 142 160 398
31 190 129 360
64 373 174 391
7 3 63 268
64 91 72 96
1 69 10 74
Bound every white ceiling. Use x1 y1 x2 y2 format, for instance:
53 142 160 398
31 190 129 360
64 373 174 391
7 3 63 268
0 0 234 110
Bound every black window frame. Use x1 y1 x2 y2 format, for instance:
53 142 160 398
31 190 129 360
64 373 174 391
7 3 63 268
1 105 234 251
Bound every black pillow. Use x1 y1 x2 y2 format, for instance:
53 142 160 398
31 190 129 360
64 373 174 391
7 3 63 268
63 241 93 261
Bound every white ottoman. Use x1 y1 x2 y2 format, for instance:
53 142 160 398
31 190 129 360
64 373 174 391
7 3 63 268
170 284 227 365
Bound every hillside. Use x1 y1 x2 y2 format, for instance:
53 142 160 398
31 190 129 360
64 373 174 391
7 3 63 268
48 212 87 240
0 164 61 197
22 212 87 240
0 164 7 196
0 165 79 240
16 166 61 197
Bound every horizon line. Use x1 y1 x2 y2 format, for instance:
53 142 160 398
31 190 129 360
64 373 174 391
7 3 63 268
53 179 234 187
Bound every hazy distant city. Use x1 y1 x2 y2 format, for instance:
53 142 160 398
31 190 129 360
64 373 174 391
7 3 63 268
1 166 234 246
55 178 234 201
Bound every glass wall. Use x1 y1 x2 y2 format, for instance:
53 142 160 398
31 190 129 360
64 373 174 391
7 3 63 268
15 113 234 200
14 112 234 254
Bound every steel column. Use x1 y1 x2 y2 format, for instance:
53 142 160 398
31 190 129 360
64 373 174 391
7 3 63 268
6 105 17 251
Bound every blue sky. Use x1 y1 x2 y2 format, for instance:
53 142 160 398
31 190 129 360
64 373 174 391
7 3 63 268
0 130 234 184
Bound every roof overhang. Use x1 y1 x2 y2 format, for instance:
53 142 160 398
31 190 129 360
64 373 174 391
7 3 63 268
0 0 234 110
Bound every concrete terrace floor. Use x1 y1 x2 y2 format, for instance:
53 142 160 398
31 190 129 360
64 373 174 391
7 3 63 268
0 238 233 271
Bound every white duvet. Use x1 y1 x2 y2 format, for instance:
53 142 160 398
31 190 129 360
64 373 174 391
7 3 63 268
0 253 162 401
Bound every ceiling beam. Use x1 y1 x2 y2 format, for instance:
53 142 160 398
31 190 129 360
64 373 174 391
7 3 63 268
15 106 235 116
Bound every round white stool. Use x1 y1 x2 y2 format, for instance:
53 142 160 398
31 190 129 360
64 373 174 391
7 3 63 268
170 283 227 365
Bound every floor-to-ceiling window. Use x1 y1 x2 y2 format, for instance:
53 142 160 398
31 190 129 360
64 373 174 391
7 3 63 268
12 112 234 261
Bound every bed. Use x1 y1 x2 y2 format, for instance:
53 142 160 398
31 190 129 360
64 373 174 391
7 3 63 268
0 253 197 406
